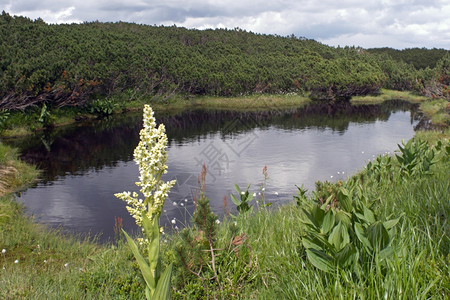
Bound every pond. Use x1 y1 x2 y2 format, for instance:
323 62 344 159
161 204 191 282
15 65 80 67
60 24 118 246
8 100 421 242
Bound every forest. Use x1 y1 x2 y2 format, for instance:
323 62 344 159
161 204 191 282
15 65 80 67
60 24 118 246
0 11 449 111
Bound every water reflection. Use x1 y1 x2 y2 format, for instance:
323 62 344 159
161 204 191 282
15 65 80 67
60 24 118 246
7 100 420 242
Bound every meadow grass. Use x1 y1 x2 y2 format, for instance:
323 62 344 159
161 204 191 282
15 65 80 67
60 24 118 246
419 98 450 126
351 89 428 104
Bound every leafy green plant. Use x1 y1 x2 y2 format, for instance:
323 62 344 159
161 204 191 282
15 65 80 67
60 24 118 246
90 98 118 117
395 139 436 177
115 105 176 299
230 184 254 216
364 154 395 184
300 183 401 274
0 109 10 131
294 184 308 206
38 103 55 127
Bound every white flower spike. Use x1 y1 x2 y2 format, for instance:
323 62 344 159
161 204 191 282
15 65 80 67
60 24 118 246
115 105 176 230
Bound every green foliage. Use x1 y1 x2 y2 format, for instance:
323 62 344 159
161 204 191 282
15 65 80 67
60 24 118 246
90 98 118 117
38 103 55 127
0 109 9 130
395 139 437 177
122 216 172 300
367 47 449 70
300 182 401 274
293 184 308 206
2 12 445 109
230 184 254 216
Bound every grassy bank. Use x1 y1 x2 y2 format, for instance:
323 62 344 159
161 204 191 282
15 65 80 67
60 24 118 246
0 89 429 138
351 89 428 104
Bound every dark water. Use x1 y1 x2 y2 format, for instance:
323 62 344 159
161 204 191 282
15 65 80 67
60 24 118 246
7 101 420 242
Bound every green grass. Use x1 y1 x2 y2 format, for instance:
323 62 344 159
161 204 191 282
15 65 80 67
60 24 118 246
420 98 450 126
0 144 39 195
189 93 310 111
351 89 428 104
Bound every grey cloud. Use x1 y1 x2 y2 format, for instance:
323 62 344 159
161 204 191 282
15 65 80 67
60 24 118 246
1 0 448 49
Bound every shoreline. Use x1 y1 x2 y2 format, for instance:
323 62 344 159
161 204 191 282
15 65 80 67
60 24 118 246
0 89 433 139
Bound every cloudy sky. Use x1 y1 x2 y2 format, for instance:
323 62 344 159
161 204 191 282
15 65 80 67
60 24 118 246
1 0 449 49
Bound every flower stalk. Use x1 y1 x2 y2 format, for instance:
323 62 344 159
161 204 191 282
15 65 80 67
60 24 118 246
115 105 176 299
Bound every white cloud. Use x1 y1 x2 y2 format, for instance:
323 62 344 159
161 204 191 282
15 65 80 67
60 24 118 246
1 0 448 49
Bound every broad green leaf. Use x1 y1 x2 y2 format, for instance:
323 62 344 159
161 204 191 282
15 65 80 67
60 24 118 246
311 205 325 225
305 249 335 273
379 246 394 261
354 222 372 251
321 210 335 234
336 243 357 268
153 264 173 300
148 237 160 281
354 212 368 223
122 229 156 291
328 222 350 251
383 215 402 230
302 237 323 251
303 233 333 250
367 221 390 251
363 204 376 224
335 210 351 226
234 184 241 194
246 192 254 203
338 187 353 212
301 208 319 228
230 194 240 205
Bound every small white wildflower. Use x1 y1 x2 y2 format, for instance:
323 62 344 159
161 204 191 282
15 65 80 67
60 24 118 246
275 191 279 195
330 176 334 178
184 199 188 202
14 259 19 264
362 151 364 154
241 192 245 195
1 249 5 254
215 219 220 224
342 172 345 174
174 226 179 230
44 260 47 263
262 187 265 191
337 171 340 174
253 193 256 197
180 203 184 207
171 219 176 224
173 202 177 206
64 263 69 267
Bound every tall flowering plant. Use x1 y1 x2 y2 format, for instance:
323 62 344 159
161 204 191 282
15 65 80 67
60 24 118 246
115 105 176 299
